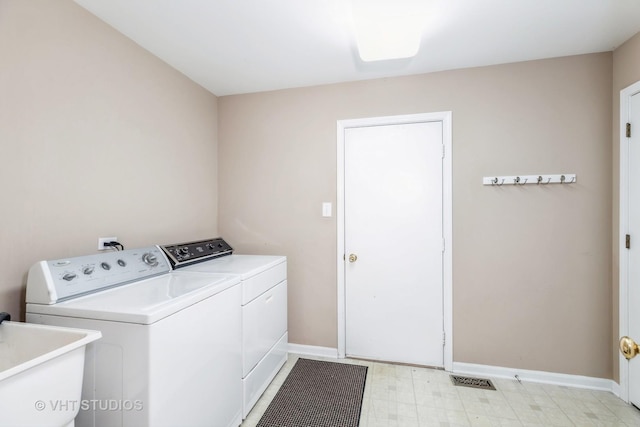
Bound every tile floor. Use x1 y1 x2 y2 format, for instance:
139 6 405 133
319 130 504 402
241 354 640 427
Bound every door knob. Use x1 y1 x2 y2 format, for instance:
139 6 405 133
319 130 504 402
620 336 639 360
348 254 358 263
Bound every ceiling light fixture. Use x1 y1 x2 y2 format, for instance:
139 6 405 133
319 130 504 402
351 0 429 62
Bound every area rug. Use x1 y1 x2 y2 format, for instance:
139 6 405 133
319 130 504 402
256 358 368 427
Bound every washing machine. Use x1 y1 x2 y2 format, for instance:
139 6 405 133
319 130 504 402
25 246 242 427
160 238 287 418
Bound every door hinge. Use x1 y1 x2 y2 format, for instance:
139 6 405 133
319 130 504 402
627 123 632 138
442 144 445 159
442 331 446 346
626 234 631 249
441 238 445 252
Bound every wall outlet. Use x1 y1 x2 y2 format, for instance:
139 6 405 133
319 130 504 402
98 237 118 250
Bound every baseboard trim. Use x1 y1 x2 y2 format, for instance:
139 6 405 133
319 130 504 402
288 343 338 359
453 362 619 395
285 347 621 396
611 379 622 398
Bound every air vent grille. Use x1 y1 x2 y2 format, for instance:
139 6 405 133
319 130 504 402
450 375 496 390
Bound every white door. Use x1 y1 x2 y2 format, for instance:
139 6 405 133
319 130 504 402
624 87 640 407
344 121 444 367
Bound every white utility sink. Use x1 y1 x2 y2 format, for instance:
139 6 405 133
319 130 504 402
0 321 101 427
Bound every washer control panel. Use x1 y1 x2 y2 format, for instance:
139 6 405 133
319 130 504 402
26 246 170 304
160 237 233 268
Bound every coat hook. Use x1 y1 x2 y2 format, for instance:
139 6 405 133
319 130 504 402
560 175 567 184
568 176 575 183
514 176 520 184
519 178 528 185
491 177 499 185
537 176 543 185
497 178 504 186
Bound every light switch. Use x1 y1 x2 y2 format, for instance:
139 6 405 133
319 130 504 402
322 202 332 217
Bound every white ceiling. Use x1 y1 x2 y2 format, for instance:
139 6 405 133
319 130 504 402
74 0 640 96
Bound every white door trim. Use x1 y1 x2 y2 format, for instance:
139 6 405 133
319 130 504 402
336 112 453 371
619 81 640 403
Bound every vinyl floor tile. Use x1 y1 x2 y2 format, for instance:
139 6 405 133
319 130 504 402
240 354 640 427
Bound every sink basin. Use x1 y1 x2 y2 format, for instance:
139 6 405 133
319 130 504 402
0 321 101 427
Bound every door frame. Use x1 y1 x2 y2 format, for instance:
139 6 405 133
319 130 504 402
336 112 453 371
619 81 640 402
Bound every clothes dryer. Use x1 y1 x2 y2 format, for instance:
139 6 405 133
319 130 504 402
160 238 287 418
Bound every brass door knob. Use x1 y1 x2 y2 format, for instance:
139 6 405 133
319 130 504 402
348 254 358 263
620 336 639 360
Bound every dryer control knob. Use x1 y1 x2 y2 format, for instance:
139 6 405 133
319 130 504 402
142 252 159 267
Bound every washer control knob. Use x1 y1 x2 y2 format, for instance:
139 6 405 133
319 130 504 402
62 273 77 281
179 247 190 255
142 252 159 267
83 266 94 275
101 262 111 270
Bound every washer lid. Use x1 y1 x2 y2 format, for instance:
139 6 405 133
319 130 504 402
26 272 239 325
180 254 286 279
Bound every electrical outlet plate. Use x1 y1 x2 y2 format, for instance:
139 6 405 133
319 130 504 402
98 237 118 250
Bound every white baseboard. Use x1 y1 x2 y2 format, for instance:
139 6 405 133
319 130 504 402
611 379 622 398
284 347 621 397
453 362 619 395
288 343 338 359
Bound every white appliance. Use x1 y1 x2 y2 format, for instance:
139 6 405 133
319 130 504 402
160 238 287 418
25 246 242 427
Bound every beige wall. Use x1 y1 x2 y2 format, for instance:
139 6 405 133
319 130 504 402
0 0 218 319
219 53 614 379
0 0 624 382
611 30 640 383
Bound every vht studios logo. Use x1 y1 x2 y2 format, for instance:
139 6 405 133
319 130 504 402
35 399 143 412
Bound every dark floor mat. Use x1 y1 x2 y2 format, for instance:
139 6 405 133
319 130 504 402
256 358 368 427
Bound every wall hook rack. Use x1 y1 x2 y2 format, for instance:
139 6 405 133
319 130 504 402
483 174 576 186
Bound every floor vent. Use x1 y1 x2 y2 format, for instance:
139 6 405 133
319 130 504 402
450 375 496 390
